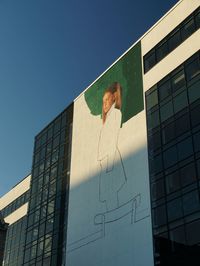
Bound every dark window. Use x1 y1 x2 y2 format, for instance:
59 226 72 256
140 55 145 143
193 131 200 152
185 58 200 82
147 109 160 129
173 91 188 113
146 89 158 110
151 179 165 201
182 190 200 216
175 112 190 137
144 49 156 73
186 220 200 245
195 10 200 29
168 29 181 52
158 78 171 101
188 80 200 104
156 40 168 62
190 102 200 127
170 226 186 251
148 130 161 151
160 101 173 122
162 121 175 144
180 162 196 187
153 205 167 227
163 146 178 168
177 137 193 161
166 170 180 194
171 69 186 92
149 154 163 174
181 17 196 41
167 198 183 222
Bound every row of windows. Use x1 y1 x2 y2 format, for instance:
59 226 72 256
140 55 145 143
3 217 27 266
144 6 200 73
1 190 30 218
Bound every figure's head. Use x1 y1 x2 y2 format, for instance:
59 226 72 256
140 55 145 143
102 82 122 124
102 91 115 114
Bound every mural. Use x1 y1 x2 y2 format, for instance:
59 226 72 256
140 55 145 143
66 42 153 266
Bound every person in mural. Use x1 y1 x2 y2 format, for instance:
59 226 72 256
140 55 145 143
97 82 127 211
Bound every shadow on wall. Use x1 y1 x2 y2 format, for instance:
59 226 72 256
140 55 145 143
66 145 151 253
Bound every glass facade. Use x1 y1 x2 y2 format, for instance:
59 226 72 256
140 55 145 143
146 51 200 265
3 217 27 266
143 6 200 73
22 104 73 266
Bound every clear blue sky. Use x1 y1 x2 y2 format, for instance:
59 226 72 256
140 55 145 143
0 0 178 197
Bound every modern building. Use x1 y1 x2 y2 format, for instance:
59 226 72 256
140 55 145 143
0 212 8 265
0 0 200 265
0 175 31 266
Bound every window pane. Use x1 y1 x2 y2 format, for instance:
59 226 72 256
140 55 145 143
181 18 196 41
182 190 200 216
193 131 200 152
163 146 178 168
149 154 163 174
148 130 161 151
190 102 200 127
175 112 190 137
158 79 171 101
185 59 200 82
167 198 183 222
160 101 173 122
173 91 188 113
162 121 175 144
188 80 200 103
170 226 186 249
195 10 200 29
177 137 193 161
146 89 158 110
151 179 165 200
172 70 186 92
168 29 181 52
153 205 167 227
156 41 168 62
166 170 180 194
148 110 160 129
144 50 156 72
180 162 196 186
186 220 200 245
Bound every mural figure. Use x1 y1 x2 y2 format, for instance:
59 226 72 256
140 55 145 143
97 82 127 211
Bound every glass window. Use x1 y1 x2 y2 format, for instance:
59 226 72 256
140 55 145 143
156 40 168 62
148 130 161 151
182 190 200 216
195 10 200 29
185 58 200 82
160 101 173 122
158 78 171 101
163 146 178 169
149 154 163 174
186 220 200 245
190 102 200 127
167 198 183 222
171 70 186 92
151 179 165 201
153 205 167 227
168 29 181 52
54 119 61 134
170 226 186 250
175 112 190 137
181 18 196 41
188 80 200 103
177 137 193 161
144 49 156 73
47 200 55 216
180 162 196 187
173 91 188 113
146 89 158 110
148 109 160 129
193 131 200 152
162 121 175 144
166 170 180 194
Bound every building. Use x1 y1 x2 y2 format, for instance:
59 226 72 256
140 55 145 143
0 175 31 266
0 212 8 265
0 0 200 265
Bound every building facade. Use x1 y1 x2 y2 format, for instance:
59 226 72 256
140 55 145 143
0 0 200 265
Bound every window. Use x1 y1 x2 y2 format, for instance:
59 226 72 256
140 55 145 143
180 162 196 187
162 121 175 144
158 78 171 101
144 49 156 73
153 205 167 227
146 88 158 110
167 198 183 222
166 170 180 194
160 101 173 122
182 190 200 216
173 91 188 113
181 17 196 41
175 112 190 137
171 69 186 92
177 137 193 161
163 146 178 168
156 40 168 62
185 58 200 82
151 179 165 201
168 29 181 52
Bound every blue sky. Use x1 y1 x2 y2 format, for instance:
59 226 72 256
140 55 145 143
0 0 178 196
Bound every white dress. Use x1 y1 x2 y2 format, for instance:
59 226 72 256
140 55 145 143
98 104 126 210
